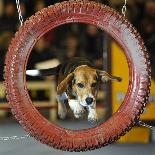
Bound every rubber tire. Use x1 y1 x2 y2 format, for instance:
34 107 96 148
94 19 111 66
4 0 151 151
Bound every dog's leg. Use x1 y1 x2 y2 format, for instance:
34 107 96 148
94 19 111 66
68 99 84 118
57 101 67 119
87 104 98 123
57 93 67 119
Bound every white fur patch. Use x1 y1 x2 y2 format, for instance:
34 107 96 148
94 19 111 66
26 70 40 76
68 99 79 111
78 98 87 107
68 99 84 118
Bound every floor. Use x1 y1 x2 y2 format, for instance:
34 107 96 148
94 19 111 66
0 120 155 155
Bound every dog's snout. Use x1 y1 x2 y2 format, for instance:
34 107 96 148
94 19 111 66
85 97 93 105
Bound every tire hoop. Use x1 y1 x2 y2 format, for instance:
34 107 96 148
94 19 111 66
4 0 151 151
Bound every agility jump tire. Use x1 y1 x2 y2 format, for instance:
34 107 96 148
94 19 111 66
4 0 151 151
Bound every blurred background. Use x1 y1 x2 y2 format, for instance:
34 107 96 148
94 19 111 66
0 0 155 155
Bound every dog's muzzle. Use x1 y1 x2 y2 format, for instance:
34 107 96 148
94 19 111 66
78 94 95 107
85 97 93 105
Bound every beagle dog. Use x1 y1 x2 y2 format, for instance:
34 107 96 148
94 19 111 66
26 57 122 123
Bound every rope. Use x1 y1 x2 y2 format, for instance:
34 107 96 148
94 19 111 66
122 0 127 17
137 120 155 129
15 0 23 26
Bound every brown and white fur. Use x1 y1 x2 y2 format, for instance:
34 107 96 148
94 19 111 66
26 57 122 123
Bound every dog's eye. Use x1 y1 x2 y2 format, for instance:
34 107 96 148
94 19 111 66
91 83 97 87
77 83 84 88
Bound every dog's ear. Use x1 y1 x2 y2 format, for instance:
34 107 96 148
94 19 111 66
97 70 122 83
57 73 74 95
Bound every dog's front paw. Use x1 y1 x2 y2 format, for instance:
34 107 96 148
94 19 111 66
69 99 84 118
88 111 98 124
74 107 84 118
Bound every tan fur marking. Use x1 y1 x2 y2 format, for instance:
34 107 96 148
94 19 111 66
72 66 98 102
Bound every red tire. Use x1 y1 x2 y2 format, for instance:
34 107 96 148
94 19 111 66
4 0 151 151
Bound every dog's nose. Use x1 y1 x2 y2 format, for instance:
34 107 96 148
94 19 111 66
85 97 93 105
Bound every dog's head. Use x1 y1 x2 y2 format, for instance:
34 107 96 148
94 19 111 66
57 65 122 107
